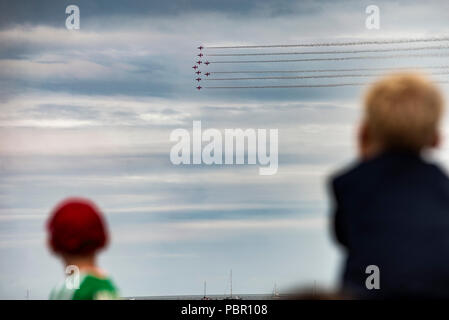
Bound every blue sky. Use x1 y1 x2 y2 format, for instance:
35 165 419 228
1 0 449 299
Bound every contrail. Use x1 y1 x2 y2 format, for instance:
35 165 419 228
205 71 449 81
205 81 449 89
210 53 449 64
209 66 449 74
206 45 449 56
206 36 449 49
205 83 366 88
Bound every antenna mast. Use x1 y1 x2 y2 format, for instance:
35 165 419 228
230 269 233 298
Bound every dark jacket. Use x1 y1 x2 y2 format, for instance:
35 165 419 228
331 151 449 298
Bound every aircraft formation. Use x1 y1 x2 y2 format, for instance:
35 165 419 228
190 37 449 90
193 45 210 90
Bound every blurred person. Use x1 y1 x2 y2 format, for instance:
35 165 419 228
330 72 448 298
47 198 119 300
284 284 350 300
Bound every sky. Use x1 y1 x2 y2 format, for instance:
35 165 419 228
1 0 449 299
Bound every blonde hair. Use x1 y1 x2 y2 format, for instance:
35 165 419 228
364 72 444 151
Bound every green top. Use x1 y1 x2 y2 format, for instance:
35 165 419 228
50 273 119 300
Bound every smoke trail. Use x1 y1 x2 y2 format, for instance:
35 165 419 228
206 45 449 56
210 53 449 64
206 83 366 88
206 37 449 49
210 66 449 74
205 81 449 89
205 71 449 81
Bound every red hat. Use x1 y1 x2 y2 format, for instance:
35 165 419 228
47 198 109 255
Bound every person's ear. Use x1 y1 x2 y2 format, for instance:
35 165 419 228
430 131 441 148
358 121 383 159
358 121 370 159
47 237 57 254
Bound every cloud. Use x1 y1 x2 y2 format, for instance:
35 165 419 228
0 0 306 28
0 58 115 80
1 3 448 100
114 216 327 245
0 213 326 248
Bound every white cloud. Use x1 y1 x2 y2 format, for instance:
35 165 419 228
114 216 327 244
